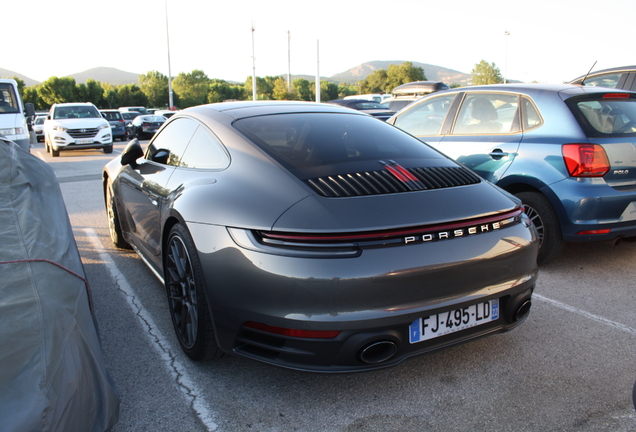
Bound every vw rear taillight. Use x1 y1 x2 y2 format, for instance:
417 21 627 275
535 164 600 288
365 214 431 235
562 144 609 177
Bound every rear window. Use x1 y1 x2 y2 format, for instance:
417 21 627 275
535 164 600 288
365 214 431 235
232 112 445 179
101 111 122 121
139 115 166 122
568 94 636 137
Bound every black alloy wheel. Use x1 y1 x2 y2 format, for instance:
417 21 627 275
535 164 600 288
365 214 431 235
165 224 221 361
516 191 564 266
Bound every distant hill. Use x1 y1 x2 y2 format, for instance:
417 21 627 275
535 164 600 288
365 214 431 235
70 67 139 85
4 62 473 88
330 61 471 86
0 68 39 87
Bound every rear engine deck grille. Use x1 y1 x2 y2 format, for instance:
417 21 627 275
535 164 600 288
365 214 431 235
307 166 481 197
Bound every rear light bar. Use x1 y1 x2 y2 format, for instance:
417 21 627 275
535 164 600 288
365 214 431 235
257 208 523 244
562 144 609 177
244 322 341 339
576 229 611 235
602 93 631 99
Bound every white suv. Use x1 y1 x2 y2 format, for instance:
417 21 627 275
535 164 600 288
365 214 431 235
44 102 113 157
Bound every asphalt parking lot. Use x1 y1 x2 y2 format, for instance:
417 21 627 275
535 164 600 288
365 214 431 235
33 141 636 432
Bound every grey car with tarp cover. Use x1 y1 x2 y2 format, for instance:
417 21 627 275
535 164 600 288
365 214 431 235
0 136 119 431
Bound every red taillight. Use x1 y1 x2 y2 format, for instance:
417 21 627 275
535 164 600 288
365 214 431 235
602 93 630 99
244 322 341 339
576 229 611 235
562 144 609 177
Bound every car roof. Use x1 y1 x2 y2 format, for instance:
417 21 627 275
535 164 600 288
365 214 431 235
569 65 636 84
432 83 636 98
181 100 367 120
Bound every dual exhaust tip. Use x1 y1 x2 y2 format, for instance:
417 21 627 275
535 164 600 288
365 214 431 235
357 298 532 365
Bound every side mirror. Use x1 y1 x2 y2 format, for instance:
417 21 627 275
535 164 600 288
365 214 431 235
121 138 143 167
24 103 36 117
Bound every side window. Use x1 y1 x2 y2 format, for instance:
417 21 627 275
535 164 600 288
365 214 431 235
453 94 519 135
522 97 543 130
179 126 230 169
145 117 198 166
582 73 623 88
392 94 457 136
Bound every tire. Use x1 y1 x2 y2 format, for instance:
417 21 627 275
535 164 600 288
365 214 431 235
165 224 222 361
106 182 131 249
103 144 113 154
51 147 59 157
516 191 564 265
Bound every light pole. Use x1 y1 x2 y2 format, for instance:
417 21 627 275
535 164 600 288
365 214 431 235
165 0 173 109
504 30 510 84
251 22 257 101
315 40 320 103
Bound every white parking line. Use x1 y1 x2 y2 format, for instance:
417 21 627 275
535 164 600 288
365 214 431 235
84 228 218 431
534 293 636 337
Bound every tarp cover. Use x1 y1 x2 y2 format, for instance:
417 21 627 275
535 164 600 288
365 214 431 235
0 138 120 431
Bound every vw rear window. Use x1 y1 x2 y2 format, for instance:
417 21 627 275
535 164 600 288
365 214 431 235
233 112 446 178
568 94 636 137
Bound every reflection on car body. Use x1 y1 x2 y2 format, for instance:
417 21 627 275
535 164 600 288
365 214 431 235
103 101 538 372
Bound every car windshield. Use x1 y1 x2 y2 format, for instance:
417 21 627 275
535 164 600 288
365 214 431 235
233 112 444 179
0 83 19 114
54 106 100 119
34 116 46 125
568 95 636 137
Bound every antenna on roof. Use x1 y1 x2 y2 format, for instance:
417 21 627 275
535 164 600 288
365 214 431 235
581 61 597 84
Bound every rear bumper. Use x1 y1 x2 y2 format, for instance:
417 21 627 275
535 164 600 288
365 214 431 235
188 220 539 372
547 178 636 241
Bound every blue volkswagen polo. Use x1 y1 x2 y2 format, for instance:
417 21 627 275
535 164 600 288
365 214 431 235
388 84 636 264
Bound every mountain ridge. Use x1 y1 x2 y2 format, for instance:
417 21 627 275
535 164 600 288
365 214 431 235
1 61 472 87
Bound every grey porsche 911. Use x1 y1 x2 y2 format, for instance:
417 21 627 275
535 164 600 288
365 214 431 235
103 101 538 372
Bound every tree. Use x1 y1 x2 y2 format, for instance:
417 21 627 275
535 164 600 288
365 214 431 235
363 69 388 93
319 81 339 102
272 77 291 100
173 70 210 107
471 60 503 85
292 78 312 101
243 76 275 100
139 71 169 108
101 83 119 109
38 77 78 106
22 86 45 110
117 84 148 107
208 79 245 103
338 83 358 99
77 79 105 107
386 62 426 92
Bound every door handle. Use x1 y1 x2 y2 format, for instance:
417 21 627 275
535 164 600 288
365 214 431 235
489 149 508 160
147 192 159 206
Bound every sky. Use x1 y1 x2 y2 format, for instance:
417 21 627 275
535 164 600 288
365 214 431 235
4 0 634 85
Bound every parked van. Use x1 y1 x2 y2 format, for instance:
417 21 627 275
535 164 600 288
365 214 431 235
0 79 35 152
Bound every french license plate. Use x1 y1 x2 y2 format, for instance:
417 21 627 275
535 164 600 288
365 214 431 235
75 138 93 144
409 299 499 344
